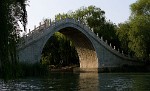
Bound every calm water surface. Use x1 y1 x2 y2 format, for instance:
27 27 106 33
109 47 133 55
0 73 150 91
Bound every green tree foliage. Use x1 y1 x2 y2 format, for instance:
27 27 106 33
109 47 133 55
55 5 120 48
117 0 150 60
0 0 27 78
116 22 131 54
130 0 150 17
129 0 150 59
41 32 79 67
129 15 150 59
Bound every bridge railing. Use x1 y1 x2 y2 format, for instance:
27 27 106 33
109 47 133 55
18 18 82 47
17 18 133 60
18 19 52 47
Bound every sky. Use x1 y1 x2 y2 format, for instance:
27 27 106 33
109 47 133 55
26 0 137 31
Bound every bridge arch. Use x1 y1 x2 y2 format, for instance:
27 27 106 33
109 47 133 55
40 21 99 70
18 18 139 72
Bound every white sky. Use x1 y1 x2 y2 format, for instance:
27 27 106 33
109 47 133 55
26 0 137 31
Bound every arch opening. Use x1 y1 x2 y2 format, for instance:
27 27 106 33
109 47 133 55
41 27 98 71
41 31 80 68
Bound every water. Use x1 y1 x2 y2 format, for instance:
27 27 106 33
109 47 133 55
0 73 150 91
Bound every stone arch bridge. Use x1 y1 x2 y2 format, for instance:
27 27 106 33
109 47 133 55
17 18 139 72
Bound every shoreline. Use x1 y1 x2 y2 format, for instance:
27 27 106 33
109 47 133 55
48 65 150 73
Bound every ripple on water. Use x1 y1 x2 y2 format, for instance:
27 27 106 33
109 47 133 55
0 73 150 91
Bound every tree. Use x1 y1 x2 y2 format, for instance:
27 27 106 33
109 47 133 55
0 0 27 78
129 0 150 60
130 0 150 17
117 0 150 60
129 15 150 59
116 22 131 54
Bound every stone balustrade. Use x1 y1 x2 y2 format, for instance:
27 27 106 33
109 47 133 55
18 18 132 60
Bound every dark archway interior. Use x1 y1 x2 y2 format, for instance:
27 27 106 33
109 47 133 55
41 27 98 69
41 32 79 68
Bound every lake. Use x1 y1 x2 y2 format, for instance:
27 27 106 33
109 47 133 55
0 73 150 91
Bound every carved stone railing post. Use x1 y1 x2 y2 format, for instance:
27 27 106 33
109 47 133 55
101 36 103 41
114 46 116 50
96 33 99 37
105 40 107 44
91 28 93 32
78 17 80 21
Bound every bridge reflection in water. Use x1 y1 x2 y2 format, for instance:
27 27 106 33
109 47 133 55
1 73 150 91
78 73 99 91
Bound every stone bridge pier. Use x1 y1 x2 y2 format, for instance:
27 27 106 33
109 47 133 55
59 28 98 71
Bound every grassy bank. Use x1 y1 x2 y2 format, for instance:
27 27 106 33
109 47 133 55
19 63 49 77
0 63 49 79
